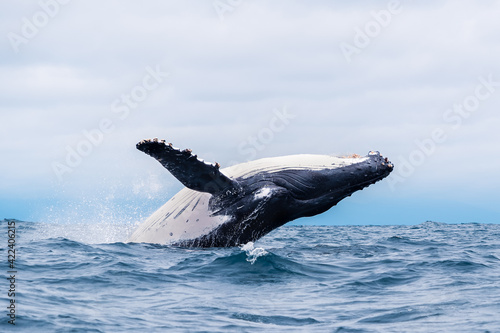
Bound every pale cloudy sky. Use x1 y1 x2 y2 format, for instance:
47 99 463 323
1 0 499 225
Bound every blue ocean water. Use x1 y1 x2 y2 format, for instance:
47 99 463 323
1 220 500 332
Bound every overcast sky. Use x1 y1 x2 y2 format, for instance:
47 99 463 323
1 0 499 226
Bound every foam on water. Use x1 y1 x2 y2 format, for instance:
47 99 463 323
240 241 269 264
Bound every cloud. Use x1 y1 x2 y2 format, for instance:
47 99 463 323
1 0 499 223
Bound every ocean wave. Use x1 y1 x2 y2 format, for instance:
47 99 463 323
3 220 500 332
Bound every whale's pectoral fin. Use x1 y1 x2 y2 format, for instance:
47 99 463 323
137 139 241 195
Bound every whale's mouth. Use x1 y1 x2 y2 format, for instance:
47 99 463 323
339 169 392 194
264 151 394 201
285 153 393 219
306 152 393 200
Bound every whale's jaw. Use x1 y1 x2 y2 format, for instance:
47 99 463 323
264 151 394 221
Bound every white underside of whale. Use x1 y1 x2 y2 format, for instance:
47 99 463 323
127 154 368 244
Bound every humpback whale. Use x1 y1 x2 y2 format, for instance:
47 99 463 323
127 139 393 247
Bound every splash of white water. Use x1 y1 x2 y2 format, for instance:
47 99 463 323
240 241 268 264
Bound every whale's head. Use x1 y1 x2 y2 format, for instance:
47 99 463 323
290 151 393 219
305 151 394 196
232 152 393 221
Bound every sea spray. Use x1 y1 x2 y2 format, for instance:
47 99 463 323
240 241 268 264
